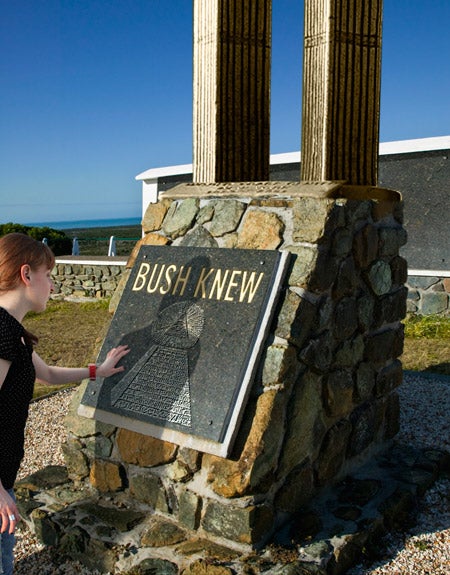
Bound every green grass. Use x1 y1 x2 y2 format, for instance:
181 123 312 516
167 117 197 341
24 299 112 398
402 314 450 375
403 314 450 339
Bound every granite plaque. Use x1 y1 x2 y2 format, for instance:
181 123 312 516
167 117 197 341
78 245 289 457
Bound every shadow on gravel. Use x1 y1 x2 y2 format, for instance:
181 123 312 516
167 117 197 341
422 363 450 377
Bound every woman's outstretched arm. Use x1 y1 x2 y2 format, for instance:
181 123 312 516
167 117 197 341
32 345 130 386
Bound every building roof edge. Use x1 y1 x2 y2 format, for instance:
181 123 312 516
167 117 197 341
135 135 450 181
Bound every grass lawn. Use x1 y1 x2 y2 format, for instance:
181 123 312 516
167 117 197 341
401 313 450 375
23 300 449 399
24 300 112 398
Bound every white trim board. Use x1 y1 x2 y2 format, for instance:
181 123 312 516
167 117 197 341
135 136 450 181
408 269 450 278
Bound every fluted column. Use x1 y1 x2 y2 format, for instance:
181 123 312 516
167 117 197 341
301 0 383 185
193 0 272 183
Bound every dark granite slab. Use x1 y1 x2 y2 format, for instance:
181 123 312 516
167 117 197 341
79 245 288 457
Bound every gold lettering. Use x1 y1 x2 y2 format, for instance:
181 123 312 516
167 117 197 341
172 266 191 296
132 262 151 291
193 267 215 298
239 271 264 303
132 261 264 303
224 270 242 301
209 269 230 300
146 263 165 293
160 264 177 295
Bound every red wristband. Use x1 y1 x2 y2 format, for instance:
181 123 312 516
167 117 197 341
88 364 97 380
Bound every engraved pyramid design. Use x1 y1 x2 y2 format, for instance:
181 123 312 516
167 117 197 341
111 301 204 427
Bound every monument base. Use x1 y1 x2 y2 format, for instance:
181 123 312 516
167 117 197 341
16 442 448 573
66 181 408 551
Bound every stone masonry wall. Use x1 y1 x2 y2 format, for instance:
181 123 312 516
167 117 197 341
64 184 408 550
407 275 450 315
51 259 127 300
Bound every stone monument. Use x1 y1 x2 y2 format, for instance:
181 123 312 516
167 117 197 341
67 0 406 553
17 2 414 572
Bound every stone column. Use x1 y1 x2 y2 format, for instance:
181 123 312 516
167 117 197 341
301 0 383 185
193 0 272 183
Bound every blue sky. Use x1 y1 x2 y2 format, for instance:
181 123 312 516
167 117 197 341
1 0 449 225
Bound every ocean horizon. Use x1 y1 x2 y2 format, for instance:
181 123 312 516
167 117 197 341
24 217 142 230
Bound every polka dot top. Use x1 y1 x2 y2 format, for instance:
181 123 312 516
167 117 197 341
0 307 36 489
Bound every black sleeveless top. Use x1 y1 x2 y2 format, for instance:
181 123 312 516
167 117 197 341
0 307 36 489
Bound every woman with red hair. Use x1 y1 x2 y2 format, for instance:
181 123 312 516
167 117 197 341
0 233 129 574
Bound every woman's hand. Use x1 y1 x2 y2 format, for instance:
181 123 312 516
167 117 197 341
96 345 130 379
0 485 19 534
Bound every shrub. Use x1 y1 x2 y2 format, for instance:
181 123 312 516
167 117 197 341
0 223 72 256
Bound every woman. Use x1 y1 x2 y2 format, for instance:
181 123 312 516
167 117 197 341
0 233 129 574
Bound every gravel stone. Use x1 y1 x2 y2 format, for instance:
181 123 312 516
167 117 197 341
348 371 450 575
13 372 450 574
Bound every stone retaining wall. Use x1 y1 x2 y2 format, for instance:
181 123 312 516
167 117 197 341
51 259 127 300
407 275 450 315
63 182 409 553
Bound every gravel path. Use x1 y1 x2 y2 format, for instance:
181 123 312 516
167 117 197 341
348 371 450 575
14 371 450 574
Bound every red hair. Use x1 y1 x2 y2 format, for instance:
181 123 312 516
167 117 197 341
0 233 55 292
0 233 55 346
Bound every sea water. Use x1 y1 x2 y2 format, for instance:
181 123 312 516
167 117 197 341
25 217 141 230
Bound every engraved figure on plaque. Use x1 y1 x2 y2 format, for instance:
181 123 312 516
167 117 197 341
111 301 204 427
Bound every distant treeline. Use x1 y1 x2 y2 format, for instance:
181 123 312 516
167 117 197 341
0 222 71 256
